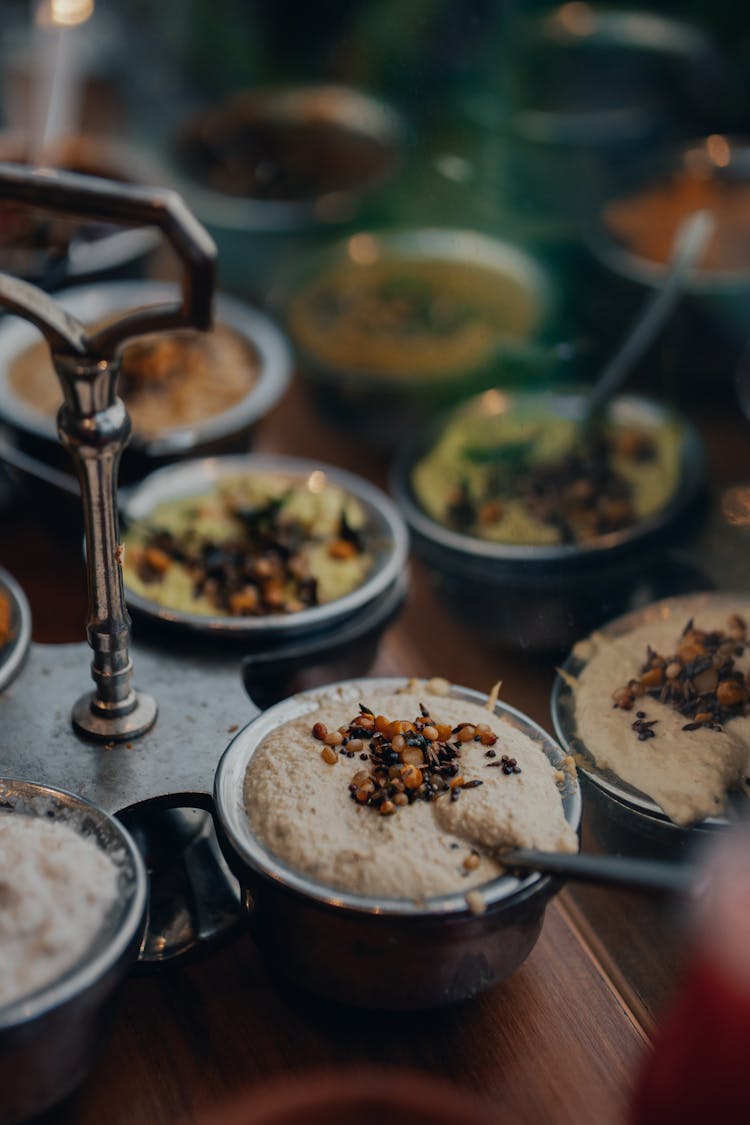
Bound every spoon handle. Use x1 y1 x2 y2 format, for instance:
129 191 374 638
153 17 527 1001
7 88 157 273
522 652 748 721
585 209 715 419
503 847 697 896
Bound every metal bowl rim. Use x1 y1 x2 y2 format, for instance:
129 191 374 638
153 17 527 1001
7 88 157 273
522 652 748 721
0 566 32 694
549 590 750 825
167 83 406 232
0 777 148 1031
587 134 750 293
214 676 582 917
0 280 293 456
389 390 705 567
121 453 410 638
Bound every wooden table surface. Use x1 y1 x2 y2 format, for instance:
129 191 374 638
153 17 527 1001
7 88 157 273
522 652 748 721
3 371 750 1125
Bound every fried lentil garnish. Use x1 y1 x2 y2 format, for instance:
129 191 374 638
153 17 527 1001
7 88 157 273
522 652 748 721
132 492 367 617
612 615 750 735
310 703 520 816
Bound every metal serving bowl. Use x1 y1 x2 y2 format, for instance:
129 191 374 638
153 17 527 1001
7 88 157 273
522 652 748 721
165 84 405 296
0 132 161 288
121 453 410 644
550 592 749 861
0 280 292 481
275 227 554 445
0 566 31 693
390 389 706 653
0 778 148 1124
213 677 581 1010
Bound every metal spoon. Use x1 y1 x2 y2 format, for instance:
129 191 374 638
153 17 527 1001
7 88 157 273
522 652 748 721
503 847 698 896
583 208 715 424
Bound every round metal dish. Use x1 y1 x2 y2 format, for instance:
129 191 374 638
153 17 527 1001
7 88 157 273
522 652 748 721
0 132 161 287
0 566 31 693
0 778 148 1124
550 592 749 860
276 228 554 433
213 676 581 1009
121 453 410 642
0 279 292 467
390 389 706 652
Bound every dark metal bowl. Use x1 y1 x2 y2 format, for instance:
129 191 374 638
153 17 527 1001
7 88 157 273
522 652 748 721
550 592 749 861
0 778 148 1124
0 280 292 480
390 389 707 653
213 677 581 1009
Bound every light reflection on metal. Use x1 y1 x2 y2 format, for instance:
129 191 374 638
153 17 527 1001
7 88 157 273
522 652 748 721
348 233 379 265
707 134 731 169
38 0 94 28
306 469 327 494
554 2 596 37
480 389 509 416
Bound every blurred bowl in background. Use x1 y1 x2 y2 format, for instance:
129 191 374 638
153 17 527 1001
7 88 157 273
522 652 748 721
0 132 162 288
0 778 147 1124
390 389 707 652
0 565 31 693
276 227 555 445
164 84 405 295
0 280 292 483
588 135 750 341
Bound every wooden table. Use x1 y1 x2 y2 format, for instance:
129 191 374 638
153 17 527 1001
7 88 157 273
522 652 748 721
4 373 749 1125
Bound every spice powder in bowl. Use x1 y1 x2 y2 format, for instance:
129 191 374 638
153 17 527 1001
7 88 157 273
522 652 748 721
570 599 750 826
122 471 373 619
244 682 577 900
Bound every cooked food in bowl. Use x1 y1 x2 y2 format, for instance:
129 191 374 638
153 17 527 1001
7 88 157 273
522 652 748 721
244 680 577 899
564 595 750 826
10 323 260 442
0 814 118 1009
123 471 373 618
288 242 541 382
411 391 682 546
176 86 400 204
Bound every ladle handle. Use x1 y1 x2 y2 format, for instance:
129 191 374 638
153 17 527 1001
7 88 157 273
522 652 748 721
0 162 216 356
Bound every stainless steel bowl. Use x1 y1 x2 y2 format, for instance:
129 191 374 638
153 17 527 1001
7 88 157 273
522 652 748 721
550 592 748 861
276 227 554 445
213 677 581 1009
0 566 31 693
390 389 707 652
165 84 405 296
121 453 410 643
0 778 148 1124
0 280 292 479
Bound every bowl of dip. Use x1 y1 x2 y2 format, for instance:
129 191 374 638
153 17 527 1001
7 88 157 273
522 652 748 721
120 453 409 644
588 135 750 342
165 84 405 295
390 388 706 652
214 676 580 1009
0 778 147 1124
0 280 292 482
551 592 750 861
277 228 554 444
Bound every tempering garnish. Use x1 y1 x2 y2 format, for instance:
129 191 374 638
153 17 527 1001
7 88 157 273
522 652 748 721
612 615 750 735
310 704 518 816
123 474 372 618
